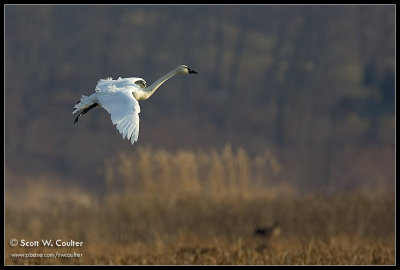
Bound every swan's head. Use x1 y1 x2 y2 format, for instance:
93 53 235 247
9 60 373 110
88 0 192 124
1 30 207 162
176 65 198 75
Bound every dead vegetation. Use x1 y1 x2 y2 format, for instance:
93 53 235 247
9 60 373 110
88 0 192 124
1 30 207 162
5 146 395 265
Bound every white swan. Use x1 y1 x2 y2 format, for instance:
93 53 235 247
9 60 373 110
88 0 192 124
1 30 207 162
72 65 197 145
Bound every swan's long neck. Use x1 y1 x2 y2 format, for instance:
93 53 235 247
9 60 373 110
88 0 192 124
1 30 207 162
139 69 178 100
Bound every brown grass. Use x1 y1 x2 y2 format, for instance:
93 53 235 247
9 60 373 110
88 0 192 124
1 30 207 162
5 146 395 265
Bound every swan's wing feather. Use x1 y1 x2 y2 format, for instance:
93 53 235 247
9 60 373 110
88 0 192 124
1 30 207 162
97 91 140 145
134 79 146 89
96 77 146 93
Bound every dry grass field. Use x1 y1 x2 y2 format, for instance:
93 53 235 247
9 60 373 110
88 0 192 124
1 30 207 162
5 146 395 265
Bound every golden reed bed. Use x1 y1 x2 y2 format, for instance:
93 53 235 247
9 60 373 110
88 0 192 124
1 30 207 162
5 147 395 265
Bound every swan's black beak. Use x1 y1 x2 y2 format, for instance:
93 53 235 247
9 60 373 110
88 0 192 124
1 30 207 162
188 68 198 74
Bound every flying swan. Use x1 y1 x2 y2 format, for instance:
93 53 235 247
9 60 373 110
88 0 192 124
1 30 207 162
73 65 197 145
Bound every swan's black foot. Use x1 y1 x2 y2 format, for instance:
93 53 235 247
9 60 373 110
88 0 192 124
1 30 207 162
73 103 99 124
74 113 84 124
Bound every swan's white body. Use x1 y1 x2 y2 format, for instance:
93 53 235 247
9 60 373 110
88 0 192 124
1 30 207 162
73 65 197 145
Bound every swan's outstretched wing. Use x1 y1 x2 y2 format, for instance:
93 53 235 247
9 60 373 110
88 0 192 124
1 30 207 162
97 90 140 145
96 77 146 92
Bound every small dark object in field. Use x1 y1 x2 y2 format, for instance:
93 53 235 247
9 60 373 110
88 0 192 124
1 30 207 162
254 222 281 238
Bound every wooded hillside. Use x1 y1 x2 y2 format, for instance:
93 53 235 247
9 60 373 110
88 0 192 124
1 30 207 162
5 5 395 192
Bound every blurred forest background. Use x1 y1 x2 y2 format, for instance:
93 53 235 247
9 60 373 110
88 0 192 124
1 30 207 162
5 5 395 193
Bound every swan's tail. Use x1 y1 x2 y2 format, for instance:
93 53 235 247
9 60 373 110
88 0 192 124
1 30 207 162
72 94 99 124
